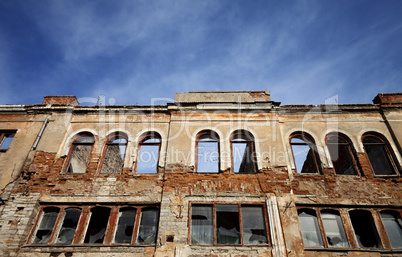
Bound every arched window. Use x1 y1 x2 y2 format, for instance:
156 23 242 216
230 130 257 173
65 133 94 174
196 130 220 173
326 133 358 175
100 133 128 174
136 132 161 174
290 133 320 174
362 133 399 176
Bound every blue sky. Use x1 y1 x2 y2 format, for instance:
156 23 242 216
0 0 401 106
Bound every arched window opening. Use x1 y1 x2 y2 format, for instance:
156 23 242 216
100 134 127 174
290 133 320 174
231 130 257 173
196 130 220 173
66 134 94 174
326 134 358 175
136 133 161 174
362 133 399 176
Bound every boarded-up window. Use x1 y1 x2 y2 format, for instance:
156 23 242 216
136 134 161 174
326 134 358 175
101 135 127 174
196 131 219 173
290 134 320 174
66 135 94 174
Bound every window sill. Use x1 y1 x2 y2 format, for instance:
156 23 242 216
304 247 402 253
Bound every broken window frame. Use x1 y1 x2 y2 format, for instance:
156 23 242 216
188 203 270 246
195 130 220 173
64 133 95 174
0 131 16 152
290 132 321 174
27 204 160 246
362 133 400 177
230 130 257 174
99 133 128 174
135 132 162 174
297 206 402 250
325 133 359 176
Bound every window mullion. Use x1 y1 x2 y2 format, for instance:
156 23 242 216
48 207 64 244
238 204 243 245
316 208 328 248
73 206 90 244
131 207 141 245
104 207 119 245
213 204 217 245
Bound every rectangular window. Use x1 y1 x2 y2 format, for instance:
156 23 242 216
190 203 269 246
0 131 16 151
29 205 159 246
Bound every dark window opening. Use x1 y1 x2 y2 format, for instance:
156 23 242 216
56 208 81 244
115 207 137 244
190 203 269 246
380 210 402 249
136 133 161 174
290 133 320 174
101 135 127 174
0 131 16 151
84 207 111 244
196 131 220 173
32 207 60 244
66 134 94 174
326 134 358 175
362 134 398 175
349 210 381 248
231 131 257 173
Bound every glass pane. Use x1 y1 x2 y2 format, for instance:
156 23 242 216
33 207 59 244
137 145 159 173
0 133 15 149
75 136 94 143
321 211 349 247
101 144 124 174
143 137 160 143
191 205 213 245
349 210 381 248
56 208 81 244
115 208 136 244
241 206 268 244
298 209 323 248
66 144 92 173
216 204 240 244
84 207 111 244
232 142 255 173
197 142 219 173
365 144 396 175
111 137 127 144
380 211 402 249
327 143 356 175
136 208 159 245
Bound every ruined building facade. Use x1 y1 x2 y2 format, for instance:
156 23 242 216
0 91 401 257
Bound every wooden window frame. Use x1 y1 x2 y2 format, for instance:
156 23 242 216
27 204 160 246
63 133 95 174
99 133 128 174
290 132 321 174
362 133 400 177
230 130 257 174
0 131 16 152
296 206 402 251
188 202 270 246
134 132 162 174
195 130 221 173
325 133 360 176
